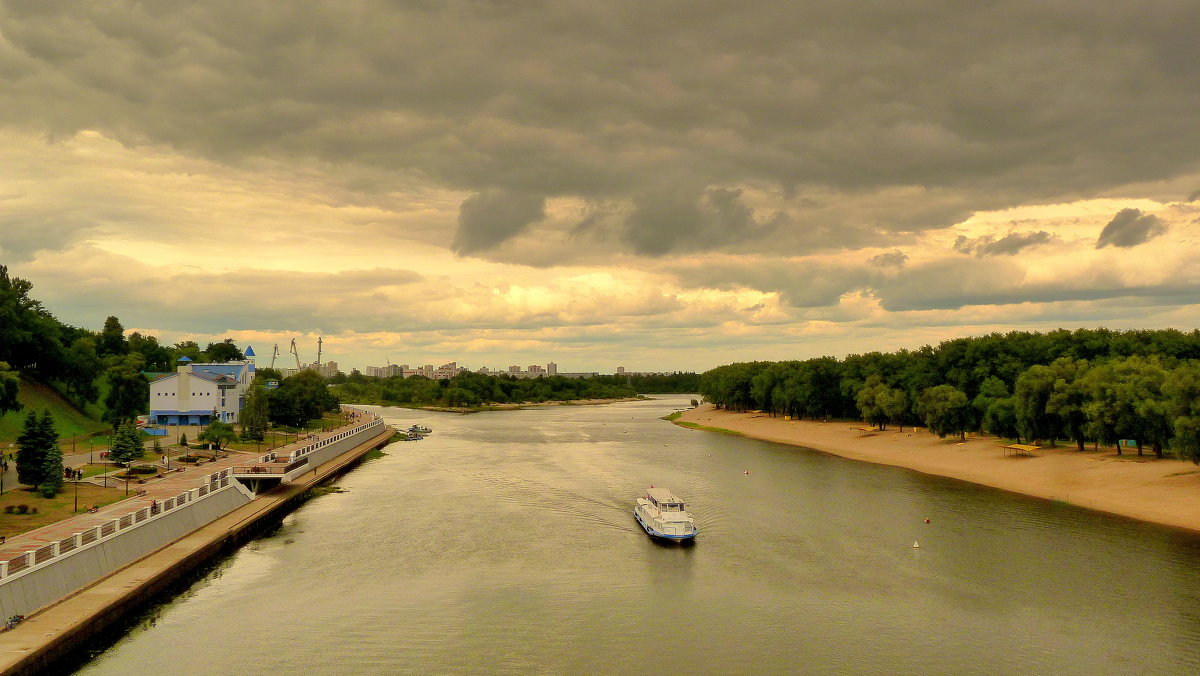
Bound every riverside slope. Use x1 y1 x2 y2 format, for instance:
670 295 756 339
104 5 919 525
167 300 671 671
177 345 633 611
678 405 1200 534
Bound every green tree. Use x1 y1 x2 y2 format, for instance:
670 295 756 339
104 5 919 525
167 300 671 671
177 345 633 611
39 410 64 497
983 396 1021 442
0 361 20 420
203 339 244 362
1165 362 1200 463
97 315 128 358
15 409 49 487
103 354 149 427
199 420 237 453
856 375 902 430
1045 358 1091 452
61 337 102 406
107 421 141 466
240 383 269 442
1015 365 1061 446
918 385 972 441
269 370 338 427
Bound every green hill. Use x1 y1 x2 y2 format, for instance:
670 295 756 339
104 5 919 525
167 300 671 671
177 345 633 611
0 379 109 445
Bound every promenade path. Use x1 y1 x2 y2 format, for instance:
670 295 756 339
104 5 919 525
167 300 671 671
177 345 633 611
0 424 347 571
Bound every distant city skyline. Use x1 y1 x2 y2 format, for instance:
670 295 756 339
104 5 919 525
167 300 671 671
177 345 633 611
3 3 1199 371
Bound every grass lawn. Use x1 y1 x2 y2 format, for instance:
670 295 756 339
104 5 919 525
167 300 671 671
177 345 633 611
0 380 109 444
0 484 129 538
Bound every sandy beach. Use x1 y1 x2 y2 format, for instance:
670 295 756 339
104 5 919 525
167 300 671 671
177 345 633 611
679 405 1200 534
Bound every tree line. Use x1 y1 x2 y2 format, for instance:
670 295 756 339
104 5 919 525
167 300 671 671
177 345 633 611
698 328 1200 462
331 369 639 407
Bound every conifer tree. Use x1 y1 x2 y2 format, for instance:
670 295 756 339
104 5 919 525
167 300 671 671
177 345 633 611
39 410 63 497
109 420 143 466
15 409 46 488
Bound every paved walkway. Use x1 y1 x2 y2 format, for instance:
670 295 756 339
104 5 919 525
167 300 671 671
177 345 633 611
0 421 393 675
0 422 350 565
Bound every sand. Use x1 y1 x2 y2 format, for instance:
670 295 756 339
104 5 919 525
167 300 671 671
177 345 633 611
678 405 1200 534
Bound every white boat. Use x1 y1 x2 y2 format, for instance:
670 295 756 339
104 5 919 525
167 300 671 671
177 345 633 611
634 487 698 541
408 424 431 434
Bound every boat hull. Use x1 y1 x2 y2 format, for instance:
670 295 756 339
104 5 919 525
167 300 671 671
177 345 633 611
634 508 698 541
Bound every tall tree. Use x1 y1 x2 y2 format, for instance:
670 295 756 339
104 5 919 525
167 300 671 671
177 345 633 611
240 383 269 442
39 410 63 497
1045 358 1090 452
0 361 20 420
1015 365 1061 446
918 385 972 441
97 315 128 358
15 409 48 488
203 339 244 363
103 354 149 427
108 420 144 466
1165 361 1200 464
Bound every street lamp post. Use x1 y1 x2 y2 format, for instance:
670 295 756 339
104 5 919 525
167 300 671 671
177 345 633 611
74 476 79 513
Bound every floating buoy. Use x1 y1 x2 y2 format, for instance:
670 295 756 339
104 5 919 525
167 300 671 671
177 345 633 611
912 541 920 548
924 518 931 524
744 470 750 475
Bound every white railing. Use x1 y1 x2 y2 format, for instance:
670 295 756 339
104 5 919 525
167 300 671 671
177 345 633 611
0 407 386 586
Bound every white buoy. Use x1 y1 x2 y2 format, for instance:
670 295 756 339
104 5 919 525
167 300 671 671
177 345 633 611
912 541 920 548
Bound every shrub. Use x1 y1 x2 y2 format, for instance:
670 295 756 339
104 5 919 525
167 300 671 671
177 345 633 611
30 506 38 513
130 465 158 475
39 486 56 498
16 504 28 514
3 505 12 514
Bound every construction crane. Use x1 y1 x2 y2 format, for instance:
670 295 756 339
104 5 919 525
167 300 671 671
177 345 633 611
270 344 279 369
317 336 323 366
290 338 302 370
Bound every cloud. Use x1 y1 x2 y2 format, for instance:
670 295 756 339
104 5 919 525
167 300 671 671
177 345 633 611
1095 208 1168 249
2 2 1199 259
868 250 908 267
953 231 1055 257
622 187 781 256
453 189 546 254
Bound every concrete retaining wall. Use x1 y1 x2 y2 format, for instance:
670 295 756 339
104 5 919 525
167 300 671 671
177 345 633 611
0 485 252 619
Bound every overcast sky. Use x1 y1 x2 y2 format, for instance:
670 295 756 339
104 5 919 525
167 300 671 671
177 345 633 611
3 1 1199 373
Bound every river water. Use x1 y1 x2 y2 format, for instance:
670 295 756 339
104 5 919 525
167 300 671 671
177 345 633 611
76 395 1200 674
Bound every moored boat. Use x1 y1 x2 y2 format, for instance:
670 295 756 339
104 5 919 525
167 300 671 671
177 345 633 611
634 486 698 541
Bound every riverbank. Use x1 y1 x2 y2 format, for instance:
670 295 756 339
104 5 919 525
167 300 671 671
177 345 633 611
357 396 647 414
678 405 1200 534
0 413 393 675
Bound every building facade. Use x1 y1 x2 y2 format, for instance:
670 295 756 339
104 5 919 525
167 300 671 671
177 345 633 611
148 353 256 426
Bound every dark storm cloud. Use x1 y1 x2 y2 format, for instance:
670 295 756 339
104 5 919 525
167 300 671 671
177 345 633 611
2 1 1199 257
453 189 546 255
1095 208 1168 249
868 250 908 268
953 231 1056 257
622 187 780 256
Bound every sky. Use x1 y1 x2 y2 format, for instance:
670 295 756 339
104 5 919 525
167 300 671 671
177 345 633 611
2 1 1199 374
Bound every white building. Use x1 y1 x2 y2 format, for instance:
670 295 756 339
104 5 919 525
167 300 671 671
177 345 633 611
148 349 257 425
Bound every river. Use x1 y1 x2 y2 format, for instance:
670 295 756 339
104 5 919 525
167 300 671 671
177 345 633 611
75 395 1200 674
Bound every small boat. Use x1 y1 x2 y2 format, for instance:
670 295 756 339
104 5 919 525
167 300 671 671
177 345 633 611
408 424 432 434
634 487 698 541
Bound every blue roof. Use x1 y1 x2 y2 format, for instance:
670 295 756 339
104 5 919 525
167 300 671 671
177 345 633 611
177 356 193 363
245 345 256 357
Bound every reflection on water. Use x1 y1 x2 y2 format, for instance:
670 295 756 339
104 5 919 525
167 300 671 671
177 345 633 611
77 396 1200 674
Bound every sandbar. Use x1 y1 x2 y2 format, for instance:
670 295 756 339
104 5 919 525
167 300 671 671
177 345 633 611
678 405 1200 534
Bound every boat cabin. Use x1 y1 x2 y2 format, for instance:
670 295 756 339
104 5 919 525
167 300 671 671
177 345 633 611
644 487 687 512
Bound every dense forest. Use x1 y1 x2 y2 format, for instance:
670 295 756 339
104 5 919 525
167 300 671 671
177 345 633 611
699 328 1200 462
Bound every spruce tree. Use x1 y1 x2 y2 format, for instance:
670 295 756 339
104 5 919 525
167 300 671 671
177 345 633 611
109 420 143 466
39 410 63 497
15 409 45 488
